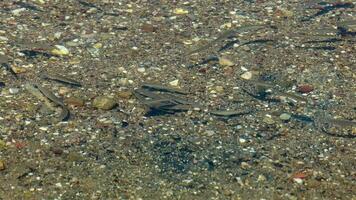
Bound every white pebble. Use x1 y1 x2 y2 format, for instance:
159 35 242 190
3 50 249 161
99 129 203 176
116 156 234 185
137 67 146 73
9 88 19 94
169 79 179 87
240 71 252 80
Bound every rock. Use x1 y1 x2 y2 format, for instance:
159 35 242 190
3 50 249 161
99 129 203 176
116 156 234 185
279 113 291 121
117 91 132 99
93 96 116 110
58 87 70 95
0 139 6 150
12 66 27 74
0 160 5 171
293 178 303 184
240 162 251 169
257 174 267 182
169 79 179 87
65 97 85 107
215 86 224 93
9 87 19 94
219 57 234 67
263 115 275 125
141 24 156 33
51 45 70 56
173 8 189 15
137 67 145 73
297 84 313 93
240 71 253 80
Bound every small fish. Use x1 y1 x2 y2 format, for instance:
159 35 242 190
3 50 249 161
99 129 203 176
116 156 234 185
14 1 43 12
302 2 354 21
30 83 70 121
40 72 82 87
187 24 268 55
142 83 187 94
210 110 251 117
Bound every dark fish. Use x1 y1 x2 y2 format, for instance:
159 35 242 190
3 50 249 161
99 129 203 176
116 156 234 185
187 24 269 55
142 83 188 94
33 83 70 121
302 2 354 21
210 110 251 117
14 1 43 12
40 73 82 87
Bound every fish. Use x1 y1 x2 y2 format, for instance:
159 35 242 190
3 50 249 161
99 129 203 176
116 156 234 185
210 110 251 117
142 83 188 94
40 72 82 87
187 24 269 55
26 83 70 121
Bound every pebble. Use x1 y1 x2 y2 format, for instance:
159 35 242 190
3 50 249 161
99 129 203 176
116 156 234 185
93 96 117 110
58 87 70 95
0 160 5 171
9 88 19 94
0 82 5 88
293 178 303 184
0 36 8 41
173 8 189 15
219 57 235 67
11 66 27 74
137 67 146 73
65 97 85 107
240 162 251 169
257 174 267 182
169 79 179 87
240 71 253 80
141 24 156 33
239 138 246 144
117 91 132 99
263 115 275 125
215 86 224 93
51 45 70 56
279 113 291 121
297 84 313 93
0 139 6 150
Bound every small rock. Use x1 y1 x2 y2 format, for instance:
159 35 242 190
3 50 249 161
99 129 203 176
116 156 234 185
117 91 132 99
205 130 215 136
0 139 6 150
173 8 189 15
0 82 5 88
51 45 70 56
240 162 251 169
279 113 291 121
93 96 116 110
11 66 27 74
58 87 70 95
0 36 9 42
263 115 275 125
137 67 145 73
239 138 246 144
215 86 224 93
219 57 234 67
240 71 253 80
12 8 26 16
297 84 313 93
141 24 156 33
257 174 267 182
169 79 179 87
293 178 303 184
0 160 5 170
9 88 19 94
65 97 85 107
93 42 103 49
